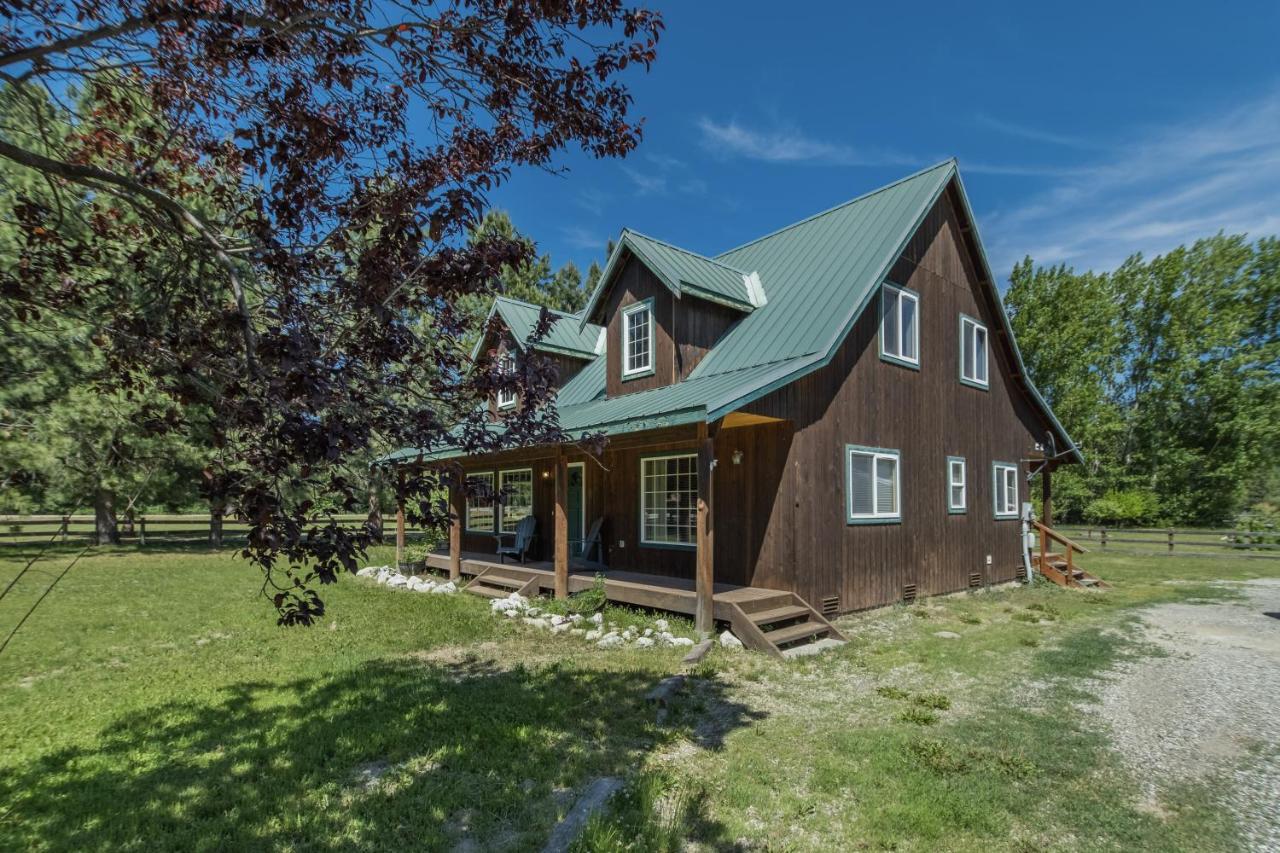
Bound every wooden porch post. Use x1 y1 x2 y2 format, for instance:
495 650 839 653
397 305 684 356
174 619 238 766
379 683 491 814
395 466 406 568
554 448 569 600
696 421 717 637
1041 465 1053 528
448 474 463 581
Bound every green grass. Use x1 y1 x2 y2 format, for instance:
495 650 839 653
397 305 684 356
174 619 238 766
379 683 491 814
0 544 703 851
1 546 1275 850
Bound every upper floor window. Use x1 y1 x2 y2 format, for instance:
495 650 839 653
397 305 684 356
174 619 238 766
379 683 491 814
496 353 517 409
880 283 919 368
947 456 967 513
993 462 1019 519
960 315 989 388
622 300 654 378
846 445 901 523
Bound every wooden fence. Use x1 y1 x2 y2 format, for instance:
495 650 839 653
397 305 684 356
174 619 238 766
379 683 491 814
0 514 432 547
1058 526 1280 559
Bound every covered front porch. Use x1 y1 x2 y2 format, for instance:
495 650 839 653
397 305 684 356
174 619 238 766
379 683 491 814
416 548 842 658
389 420 845 657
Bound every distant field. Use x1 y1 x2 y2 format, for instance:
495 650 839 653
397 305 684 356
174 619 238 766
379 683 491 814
0 514 435 546
1 544 1275 850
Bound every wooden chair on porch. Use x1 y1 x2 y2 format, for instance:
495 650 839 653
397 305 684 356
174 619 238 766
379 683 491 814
570 517 606 567
496 515 537 564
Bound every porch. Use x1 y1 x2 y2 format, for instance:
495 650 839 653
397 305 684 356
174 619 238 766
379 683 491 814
420 549 845 659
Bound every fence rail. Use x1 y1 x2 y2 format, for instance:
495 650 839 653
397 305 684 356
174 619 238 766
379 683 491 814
1058 525 1280 558
0 514 430 546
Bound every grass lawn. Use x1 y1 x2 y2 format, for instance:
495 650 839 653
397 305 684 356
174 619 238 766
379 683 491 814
1 544 1276 851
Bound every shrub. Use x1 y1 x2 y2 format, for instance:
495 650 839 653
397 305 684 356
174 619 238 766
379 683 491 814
1083 489 1161 527
898 707 938 726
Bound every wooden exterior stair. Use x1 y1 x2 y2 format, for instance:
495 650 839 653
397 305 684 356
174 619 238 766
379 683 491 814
1032 522 1109 590
464 566 543 599
722 592 848 659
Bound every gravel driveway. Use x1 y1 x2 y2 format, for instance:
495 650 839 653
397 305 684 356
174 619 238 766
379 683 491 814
1094 578 1280 852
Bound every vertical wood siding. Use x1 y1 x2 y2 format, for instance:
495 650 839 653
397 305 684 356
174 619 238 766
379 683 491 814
604 255 677 396
733 189 1048 610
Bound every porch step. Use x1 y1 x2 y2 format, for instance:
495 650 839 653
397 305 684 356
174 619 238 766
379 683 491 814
725 593 847 659
750 605 811 626
464 566 544 599
763 620 831 647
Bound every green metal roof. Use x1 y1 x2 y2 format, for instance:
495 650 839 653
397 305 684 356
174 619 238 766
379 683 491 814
476 296 602 360
392 159 1082 465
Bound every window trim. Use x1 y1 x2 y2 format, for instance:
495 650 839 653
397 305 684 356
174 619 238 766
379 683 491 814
497 467 534 534
464 471 496 533
958 313 989 390
947 455 967 514
992 461 1019 519
638 451 698 550
620 298 656 380
845 444 902 525
496 352 518 409
878 282 920 370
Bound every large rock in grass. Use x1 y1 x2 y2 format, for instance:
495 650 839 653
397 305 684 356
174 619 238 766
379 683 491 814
719 631 744 650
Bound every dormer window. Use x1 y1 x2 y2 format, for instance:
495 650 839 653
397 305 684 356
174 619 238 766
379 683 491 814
621 299 654 379
496 353 517 409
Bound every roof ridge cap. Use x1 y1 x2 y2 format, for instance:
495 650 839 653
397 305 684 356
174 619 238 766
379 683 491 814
714 159 956 259
623 228 748 275
494 293 584 321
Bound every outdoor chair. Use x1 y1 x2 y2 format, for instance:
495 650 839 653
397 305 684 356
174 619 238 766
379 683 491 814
496 515 537 564
570 516 606 566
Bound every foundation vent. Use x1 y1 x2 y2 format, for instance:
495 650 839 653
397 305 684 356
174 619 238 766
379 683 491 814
968 572 983 589
902 584 918 604
821 595 840 617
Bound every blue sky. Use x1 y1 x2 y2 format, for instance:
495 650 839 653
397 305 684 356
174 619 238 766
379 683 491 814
487 1 1280 287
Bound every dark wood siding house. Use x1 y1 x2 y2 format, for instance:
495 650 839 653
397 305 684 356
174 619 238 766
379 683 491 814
388 160 1082 657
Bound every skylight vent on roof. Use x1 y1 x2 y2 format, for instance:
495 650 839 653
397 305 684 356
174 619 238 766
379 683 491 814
743 271 767 307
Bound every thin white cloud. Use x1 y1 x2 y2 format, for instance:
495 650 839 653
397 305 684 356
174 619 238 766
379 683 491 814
621 159 707 198
697 116 1082 177
982 89 1280 278
560 225 606 252
696 116 915 167
974 114 1105 151
574 187 609 217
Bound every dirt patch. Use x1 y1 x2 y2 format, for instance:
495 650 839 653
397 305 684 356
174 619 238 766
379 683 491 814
1093 579 1280 852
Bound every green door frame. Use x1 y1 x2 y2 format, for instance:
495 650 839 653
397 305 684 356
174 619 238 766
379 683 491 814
567 462 585 557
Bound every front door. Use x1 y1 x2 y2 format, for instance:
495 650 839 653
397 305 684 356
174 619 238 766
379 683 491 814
567 464 585 557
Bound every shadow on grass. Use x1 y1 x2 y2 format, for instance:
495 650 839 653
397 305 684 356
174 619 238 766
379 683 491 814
0 655 762 851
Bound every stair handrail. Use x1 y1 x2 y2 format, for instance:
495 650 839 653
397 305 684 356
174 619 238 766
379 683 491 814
1032 520 1087 554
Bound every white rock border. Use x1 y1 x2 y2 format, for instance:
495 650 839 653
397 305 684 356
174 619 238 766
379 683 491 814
489 591 695 650
356 565 458 595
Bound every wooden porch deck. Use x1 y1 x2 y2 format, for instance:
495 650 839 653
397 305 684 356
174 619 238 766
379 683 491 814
425 549 780 619
424 549 847 657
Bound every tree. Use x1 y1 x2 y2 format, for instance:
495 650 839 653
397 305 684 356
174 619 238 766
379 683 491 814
1005 235 1280 526
0 2 661 624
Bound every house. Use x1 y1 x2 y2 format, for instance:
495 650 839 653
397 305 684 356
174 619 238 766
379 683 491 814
386 159 1081 657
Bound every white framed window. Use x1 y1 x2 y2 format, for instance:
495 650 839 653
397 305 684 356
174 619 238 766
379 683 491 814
947 456 966 513
498 468 534 533
640 453 696 546
960 315 989 388
880 283 919 367
465 472 495 532
846 445 901 523
496 352 517 409
993 462 1019 519
622 300 654 377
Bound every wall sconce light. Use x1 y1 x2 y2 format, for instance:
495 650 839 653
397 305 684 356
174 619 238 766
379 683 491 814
732 450 744 465
541 470 550 479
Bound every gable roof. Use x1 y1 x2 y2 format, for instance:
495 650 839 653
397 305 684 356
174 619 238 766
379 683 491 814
399 160 1081 465
579 230 763 323
473 296 603 361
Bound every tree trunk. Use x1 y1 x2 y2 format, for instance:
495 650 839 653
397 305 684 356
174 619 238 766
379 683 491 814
367 467 383 542
94 488 119 545
209 501 224 548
